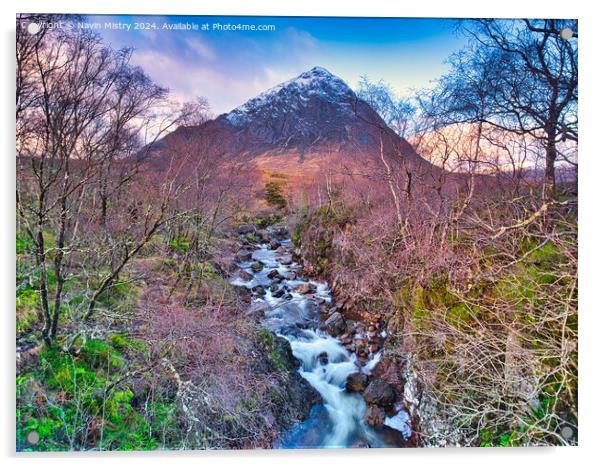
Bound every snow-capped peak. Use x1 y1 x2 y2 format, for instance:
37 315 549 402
223 66 355 127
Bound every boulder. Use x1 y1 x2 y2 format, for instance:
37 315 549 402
364 405 386 427
257 230 270 242
238 224 255 235
272 288 285 298
271 336 321 420
246 301 270 317
252 285 266 296
237 269 253 281
323 311 346 336
295 282 314 294
318 352 329 365
345 372 369 392
267 269 282 280
271 227 289 239
236 249 253 261
250 262 264 273
363 377 396 406
280 254 293 265
268 239 281 250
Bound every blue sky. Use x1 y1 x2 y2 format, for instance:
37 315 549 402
88 15 468 115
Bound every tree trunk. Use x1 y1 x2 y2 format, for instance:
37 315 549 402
544 127 557 199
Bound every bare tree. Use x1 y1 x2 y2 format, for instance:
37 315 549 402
457 19 578 197
16 19 177 344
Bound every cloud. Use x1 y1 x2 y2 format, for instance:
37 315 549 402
184 37 216 62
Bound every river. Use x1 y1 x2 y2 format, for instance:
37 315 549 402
230 229 412 448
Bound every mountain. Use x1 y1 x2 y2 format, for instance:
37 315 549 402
147 67 439 199
217 66 388 154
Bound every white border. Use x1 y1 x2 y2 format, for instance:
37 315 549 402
2 1 599 465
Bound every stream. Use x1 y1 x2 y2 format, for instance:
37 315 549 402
230 229 411 448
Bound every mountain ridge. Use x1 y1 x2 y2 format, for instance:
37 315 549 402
147 66 436 191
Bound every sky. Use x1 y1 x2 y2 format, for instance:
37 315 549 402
83 15 468 115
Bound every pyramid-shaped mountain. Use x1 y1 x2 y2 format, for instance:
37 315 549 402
148 67 434 183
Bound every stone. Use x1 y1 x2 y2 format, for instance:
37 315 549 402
250 262 264 273
273 289 285 298
236 249 253 261
364 405 386 427
295 282 314 294
237 224 255 235
268 239 280 250
269 283 279 292
363 377 396 406
267 269 282 280
323 311 346 337
271 227 289 239
246 301 270 317
369 343 379 353
280 254 293 265
318 352 329 365
356 357 368 367
346 372 369 392
237 270 253 281
257 230 270 242
252 285 266 296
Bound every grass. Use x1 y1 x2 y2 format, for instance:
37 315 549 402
17 335 169 451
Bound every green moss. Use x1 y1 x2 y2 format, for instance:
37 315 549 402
16 230 34 255
256 329 287 372
446 303 478 329
18 342 174 451
254 214 283 229
244 232 260 244
169 236 190 254
80 338 125 370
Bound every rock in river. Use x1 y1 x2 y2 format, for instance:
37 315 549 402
322 311 346 336
345 372 369 392
363 377 396 407
271 227 289 239
295 282 314 294
364 405 386 427
251 262 264 273
236 249 253 262
280 254 293 266
238 224 255 235
237 269 254 281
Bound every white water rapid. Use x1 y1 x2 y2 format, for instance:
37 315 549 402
231 235 409 448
